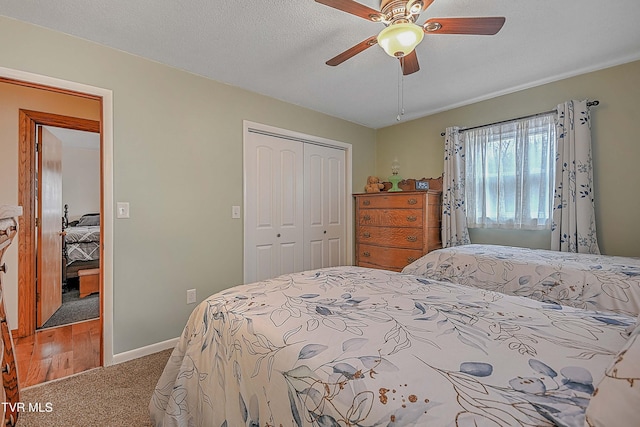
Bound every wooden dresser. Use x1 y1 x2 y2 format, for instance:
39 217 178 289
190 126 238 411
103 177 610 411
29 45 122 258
0 205 21 427
354 191 442 272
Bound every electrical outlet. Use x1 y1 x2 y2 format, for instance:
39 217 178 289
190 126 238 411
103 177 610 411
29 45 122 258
186 289 196 304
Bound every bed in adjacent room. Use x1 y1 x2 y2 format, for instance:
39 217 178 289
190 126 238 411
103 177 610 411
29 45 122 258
402 244 640 317
62 208 100 281
150 266 637 427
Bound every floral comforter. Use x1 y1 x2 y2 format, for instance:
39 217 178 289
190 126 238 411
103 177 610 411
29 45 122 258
403 244 640 317
150 266 633 427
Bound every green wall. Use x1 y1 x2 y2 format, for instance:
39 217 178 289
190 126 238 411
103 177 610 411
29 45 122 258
376 60 640 257
1 14 637 357
0 16 376 354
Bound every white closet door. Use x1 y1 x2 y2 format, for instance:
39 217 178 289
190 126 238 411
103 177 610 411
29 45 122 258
244 131 304 283
304 143 346 270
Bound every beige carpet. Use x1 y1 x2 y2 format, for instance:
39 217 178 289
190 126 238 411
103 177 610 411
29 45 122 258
17 348 172 427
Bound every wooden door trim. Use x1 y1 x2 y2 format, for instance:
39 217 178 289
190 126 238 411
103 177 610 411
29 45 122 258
17 110 100 337
0 77 101 101
2 66 113 366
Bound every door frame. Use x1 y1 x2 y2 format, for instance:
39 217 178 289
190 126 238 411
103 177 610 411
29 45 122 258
19 110 100 333
242 120 354 283
1 66 115 366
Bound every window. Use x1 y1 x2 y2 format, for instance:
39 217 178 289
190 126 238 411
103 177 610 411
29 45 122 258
464 114 555 230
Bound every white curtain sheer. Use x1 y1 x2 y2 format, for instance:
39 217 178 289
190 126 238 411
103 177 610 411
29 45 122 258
551 100 600 253
464 114 556 230
441 127 471 247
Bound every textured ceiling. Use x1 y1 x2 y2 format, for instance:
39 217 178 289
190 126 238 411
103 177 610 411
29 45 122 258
2 0 639 128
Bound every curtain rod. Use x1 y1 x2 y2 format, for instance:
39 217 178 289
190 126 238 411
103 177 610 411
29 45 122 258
439 100 600 137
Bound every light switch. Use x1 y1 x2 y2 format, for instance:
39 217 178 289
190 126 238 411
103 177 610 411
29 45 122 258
116 202 130 219
232 205 241 219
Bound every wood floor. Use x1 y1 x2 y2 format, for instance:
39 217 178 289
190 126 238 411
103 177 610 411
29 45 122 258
14 318 101 388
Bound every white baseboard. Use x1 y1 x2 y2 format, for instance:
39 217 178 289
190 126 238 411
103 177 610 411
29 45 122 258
110 337 178 365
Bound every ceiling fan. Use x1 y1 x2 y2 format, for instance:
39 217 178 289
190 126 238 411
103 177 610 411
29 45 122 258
316 0 505 75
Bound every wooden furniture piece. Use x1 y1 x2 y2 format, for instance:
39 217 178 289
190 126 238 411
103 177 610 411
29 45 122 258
354 190 442 272
0 205 21 426
78 268 100 298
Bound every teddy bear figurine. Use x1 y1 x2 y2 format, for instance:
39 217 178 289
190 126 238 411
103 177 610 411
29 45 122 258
364 176 385 193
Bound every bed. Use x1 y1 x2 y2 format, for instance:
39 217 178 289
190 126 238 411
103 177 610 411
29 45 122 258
150 266 637 427
62 206 100 281
402 244 640 318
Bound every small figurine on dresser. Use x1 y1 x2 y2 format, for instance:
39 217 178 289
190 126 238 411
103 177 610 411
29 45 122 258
364 176 385 193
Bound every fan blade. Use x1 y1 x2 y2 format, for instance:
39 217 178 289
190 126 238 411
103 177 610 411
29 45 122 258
326 36 378 66
315 0 384 22
421 0 436 12
400 51 420 75
424 17 505 35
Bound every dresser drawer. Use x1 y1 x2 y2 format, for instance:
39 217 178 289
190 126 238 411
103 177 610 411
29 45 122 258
354 190 441 272
357 194 424 209
357 244 423 271
358 209 423 227
357 226 423 249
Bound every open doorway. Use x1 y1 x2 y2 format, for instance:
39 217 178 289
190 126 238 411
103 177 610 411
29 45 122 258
17 109 101 335
0 68 114 374
15 109 103 387
38 126 100 330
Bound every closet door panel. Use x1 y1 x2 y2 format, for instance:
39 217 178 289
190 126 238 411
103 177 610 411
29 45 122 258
303 144 346 270
309 239 324 271
245 132 304 283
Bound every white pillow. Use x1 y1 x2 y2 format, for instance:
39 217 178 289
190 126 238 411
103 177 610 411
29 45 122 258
77 214 100 226
585 323 640 426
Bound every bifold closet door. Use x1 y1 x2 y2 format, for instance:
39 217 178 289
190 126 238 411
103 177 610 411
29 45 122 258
244 131 304 283
304 143 346 270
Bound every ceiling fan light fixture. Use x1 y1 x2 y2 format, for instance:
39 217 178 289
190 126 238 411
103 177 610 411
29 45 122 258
406 0 424 15
378 22 424 58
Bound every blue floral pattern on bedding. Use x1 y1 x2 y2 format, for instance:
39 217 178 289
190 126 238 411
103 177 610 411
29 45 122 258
402 244 640 317
150 267 633 427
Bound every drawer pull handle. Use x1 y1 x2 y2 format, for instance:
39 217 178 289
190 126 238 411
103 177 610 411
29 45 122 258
362 252 371 257
407 198 417 205
407 257 417 263
406 236 417 242
0 263 5 273
0 226 16 236
362 200 371 206
363 232 371 238
363 215 371 221
406 216 417 222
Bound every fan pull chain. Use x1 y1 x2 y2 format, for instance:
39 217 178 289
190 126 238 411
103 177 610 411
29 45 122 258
397 59 405 122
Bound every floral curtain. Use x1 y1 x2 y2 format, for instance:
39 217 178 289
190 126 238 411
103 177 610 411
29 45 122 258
551 100 600 253
442 126 471 247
